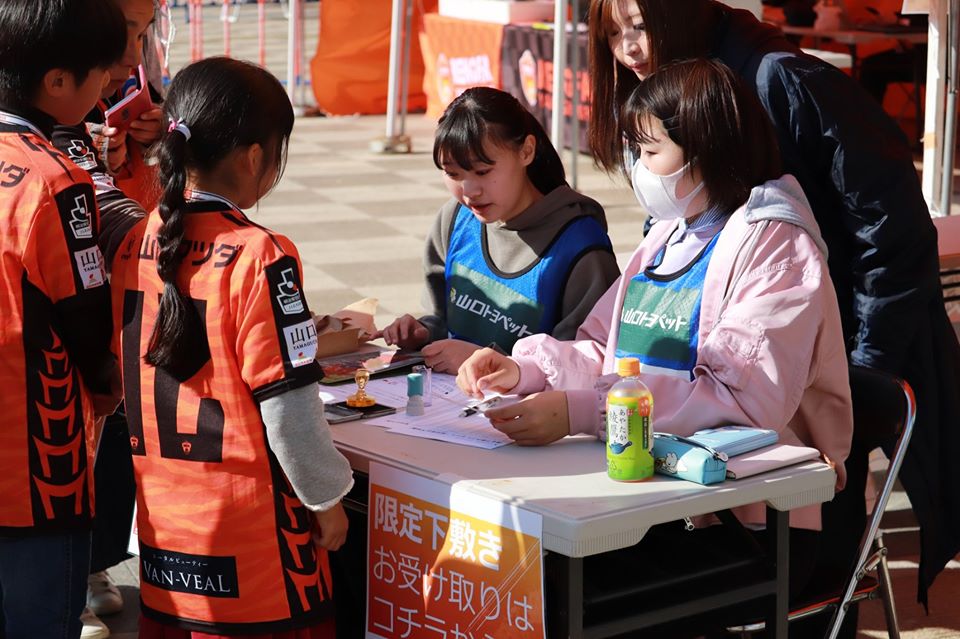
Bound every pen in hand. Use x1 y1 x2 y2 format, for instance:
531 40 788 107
459 396 502 418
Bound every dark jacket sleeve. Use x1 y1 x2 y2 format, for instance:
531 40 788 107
753 53 940 373
51 123 146 267
714 11 960 605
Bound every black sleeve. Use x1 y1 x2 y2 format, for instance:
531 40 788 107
51 123 146 268
97 197 148 267
54 290 117 395
48 183 117 395
759 57 941 373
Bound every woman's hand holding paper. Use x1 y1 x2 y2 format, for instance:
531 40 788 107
484 391 569 446
456 347 520 399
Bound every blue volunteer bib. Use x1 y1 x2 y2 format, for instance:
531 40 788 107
615 233 721 379
445 204 612 352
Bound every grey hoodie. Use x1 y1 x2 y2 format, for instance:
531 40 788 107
419 185 621 342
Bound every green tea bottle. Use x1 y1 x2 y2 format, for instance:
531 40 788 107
606 357 654 481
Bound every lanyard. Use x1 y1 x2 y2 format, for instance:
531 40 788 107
0 111 47 141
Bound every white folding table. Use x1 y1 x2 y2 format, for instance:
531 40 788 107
332 421 837 638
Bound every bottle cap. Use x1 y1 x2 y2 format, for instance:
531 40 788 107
616 357 640 377
407 372 423 396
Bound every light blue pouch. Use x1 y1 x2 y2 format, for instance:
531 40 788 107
652 433 728 485
689 425 779 457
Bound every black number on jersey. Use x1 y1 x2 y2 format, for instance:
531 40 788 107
122 289 224 462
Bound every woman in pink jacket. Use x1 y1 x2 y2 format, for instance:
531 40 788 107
458 59 853 532
458 59 854 630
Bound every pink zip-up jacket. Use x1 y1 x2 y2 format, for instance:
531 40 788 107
510 176 853 530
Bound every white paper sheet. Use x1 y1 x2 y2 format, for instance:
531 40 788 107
323 372 514 448
387 422 512 449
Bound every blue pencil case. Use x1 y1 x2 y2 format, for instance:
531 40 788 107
688 425 779 457
652 433 728 485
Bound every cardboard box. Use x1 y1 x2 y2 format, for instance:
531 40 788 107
313 297 378 359
315 325 363 359
439 0 556 25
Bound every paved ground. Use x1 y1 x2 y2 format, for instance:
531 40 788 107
98 3 960 638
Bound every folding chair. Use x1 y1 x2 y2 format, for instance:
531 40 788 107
726 364 916 639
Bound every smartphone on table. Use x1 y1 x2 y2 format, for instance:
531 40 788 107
324 401 397 424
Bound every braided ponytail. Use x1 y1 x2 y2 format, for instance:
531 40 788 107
144 126 209 381
141 57 294 381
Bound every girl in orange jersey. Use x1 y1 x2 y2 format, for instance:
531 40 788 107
109 57 353 638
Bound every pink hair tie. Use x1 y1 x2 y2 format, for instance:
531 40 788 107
167 118 192 141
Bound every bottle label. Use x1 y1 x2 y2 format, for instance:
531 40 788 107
606 394 654 481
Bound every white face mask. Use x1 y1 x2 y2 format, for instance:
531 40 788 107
631 157 705 221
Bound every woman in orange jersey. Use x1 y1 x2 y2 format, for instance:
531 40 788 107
108 57 353 638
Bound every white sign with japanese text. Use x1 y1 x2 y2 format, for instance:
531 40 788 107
367 462 546 639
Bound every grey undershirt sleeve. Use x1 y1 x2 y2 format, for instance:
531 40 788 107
418 200 456 342
261 384 354 512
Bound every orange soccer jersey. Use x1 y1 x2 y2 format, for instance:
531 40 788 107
113 143 161 212
0 112 112 532
110 197 332 633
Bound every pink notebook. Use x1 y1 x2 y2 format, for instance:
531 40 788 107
725 444 821 479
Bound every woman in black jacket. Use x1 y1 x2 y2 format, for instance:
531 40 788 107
587 0 960 632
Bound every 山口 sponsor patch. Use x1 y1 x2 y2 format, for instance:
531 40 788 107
282 319 317 368
74 246 106 289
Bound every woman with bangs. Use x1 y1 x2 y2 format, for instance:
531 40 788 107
377 86 619 373
457 60 853 625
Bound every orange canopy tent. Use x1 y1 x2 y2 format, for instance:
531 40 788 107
310 0 438 115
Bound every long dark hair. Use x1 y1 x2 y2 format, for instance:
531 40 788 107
586 0 719 176
432 86 566 196
622 58 781 214
145 57 294 379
